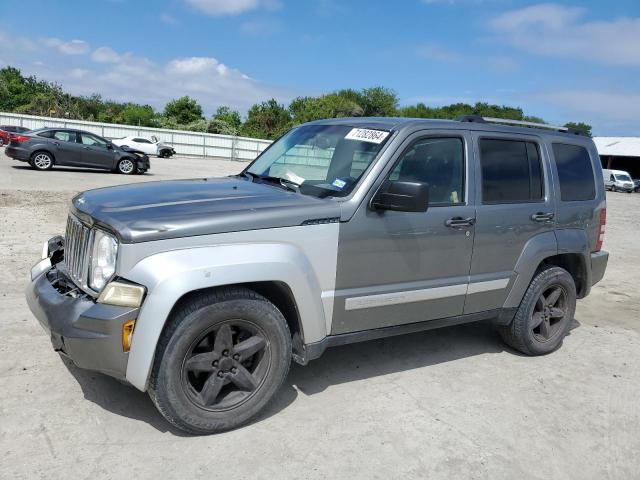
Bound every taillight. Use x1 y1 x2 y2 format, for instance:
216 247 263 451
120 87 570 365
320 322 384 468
595 208 606 252
10 135 30 142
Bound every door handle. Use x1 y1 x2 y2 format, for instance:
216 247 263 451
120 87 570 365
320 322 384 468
445 217 476 228
83 146 90 150
53 142 60 146
531 212 555 222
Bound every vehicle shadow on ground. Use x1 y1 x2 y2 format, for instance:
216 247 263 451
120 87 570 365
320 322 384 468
11 165 156 176
60 356 299 437
60 319 582 435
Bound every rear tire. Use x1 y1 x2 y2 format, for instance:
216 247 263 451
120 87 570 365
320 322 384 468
31 151 53 171
116 158 136 174
498 266 576 356
149 287 291 435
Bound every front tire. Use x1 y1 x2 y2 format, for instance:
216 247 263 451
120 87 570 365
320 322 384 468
498 266 576 356
149 287 292 435
116 158 136 174
31 151 53 170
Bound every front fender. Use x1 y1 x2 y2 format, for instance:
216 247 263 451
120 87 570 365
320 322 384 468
123 243 328 391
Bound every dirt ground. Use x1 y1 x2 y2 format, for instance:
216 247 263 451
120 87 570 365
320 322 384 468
1 152 639 479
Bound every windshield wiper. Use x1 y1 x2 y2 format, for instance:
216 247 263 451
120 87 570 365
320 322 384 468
256 174 301 193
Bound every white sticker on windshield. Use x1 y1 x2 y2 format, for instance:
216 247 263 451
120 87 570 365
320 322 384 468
283 171 305 185
344 128 390 144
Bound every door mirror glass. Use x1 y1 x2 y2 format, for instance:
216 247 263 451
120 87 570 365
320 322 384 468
372 180 429 212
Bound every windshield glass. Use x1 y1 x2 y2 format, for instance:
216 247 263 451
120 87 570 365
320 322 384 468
615 174 632 182
245 124 391 197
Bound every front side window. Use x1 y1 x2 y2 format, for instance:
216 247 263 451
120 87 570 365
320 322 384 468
246 125 391 197
388 137 464 205
80 133 108 146
480 138 543 204
615 174 632 182
552 143 596 201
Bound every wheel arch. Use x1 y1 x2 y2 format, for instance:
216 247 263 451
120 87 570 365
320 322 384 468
537 253 589 298
30 148 56 164
166 281 304 352
121 243 329 391
503 230 591 309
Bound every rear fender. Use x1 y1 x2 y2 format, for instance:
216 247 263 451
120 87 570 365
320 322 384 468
503 231 558 308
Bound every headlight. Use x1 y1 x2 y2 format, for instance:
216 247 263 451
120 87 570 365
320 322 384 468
89 229 118 291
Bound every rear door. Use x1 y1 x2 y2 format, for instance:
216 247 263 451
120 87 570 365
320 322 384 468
50 130 83 165
78 132 116 169
465 133 555 314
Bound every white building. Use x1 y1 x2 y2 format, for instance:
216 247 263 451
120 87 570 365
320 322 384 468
594 137 640 177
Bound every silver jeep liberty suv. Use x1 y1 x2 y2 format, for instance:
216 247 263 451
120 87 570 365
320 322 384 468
27 116 608 434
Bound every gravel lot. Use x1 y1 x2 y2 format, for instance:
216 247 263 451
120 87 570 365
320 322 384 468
1 152 639 479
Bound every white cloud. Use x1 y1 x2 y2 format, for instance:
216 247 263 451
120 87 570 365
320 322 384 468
166 56 231 76
489 3 640 66
41 37 90 55
0 32 294 114
184 0 281 16
91 46 121 63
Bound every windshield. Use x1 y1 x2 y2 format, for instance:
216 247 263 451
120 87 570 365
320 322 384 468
615 174 632 182
245 124 391 197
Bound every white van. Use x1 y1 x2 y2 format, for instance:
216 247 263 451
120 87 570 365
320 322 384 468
603 169 634 193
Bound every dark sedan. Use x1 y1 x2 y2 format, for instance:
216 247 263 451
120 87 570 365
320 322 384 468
5 128 150 174
0 125 31 145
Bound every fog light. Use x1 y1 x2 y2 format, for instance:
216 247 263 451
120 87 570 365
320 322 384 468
97 281 145 308
122 320 135 352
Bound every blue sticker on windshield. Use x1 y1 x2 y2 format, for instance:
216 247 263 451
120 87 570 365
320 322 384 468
332 178 347 189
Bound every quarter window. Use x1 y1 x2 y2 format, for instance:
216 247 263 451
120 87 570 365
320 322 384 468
552 144 596 201
389 137 465 205
480 139 543 204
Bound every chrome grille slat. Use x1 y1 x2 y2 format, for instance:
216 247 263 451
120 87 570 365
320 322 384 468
64 214 91 288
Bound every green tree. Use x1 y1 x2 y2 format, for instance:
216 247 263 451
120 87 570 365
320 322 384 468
241 99 292 139
163 96 204 125
119 104 158 127
209 106 242 134
359 86 399 116
289 93 363 124
564 122 592 136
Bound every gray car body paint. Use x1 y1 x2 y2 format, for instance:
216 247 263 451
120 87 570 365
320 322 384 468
26 117 608 391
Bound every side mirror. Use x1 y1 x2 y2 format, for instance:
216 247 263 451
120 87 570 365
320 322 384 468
106 143 113 149
371 180 429 212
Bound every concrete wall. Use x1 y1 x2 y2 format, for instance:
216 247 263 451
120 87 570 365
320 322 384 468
0 111 272 160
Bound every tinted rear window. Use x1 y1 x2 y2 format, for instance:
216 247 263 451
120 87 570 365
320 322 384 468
480 139 544 204
552 144 596 201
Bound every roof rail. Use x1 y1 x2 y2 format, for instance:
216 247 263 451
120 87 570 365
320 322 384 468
457 115 586 136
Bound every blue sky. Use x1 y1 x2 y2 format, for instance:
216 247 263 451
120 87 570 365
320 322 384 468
1 0 639 135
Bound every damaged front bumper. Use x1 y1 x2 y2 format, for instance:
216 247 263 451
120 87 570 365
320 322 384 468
25 240 139 381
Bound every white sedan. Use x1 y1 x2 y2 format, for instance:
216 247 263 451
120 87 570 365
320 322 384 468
112 136 175 157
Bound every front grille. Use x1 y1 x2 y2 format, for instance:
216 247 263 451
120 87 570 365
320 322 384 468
64 214 91 288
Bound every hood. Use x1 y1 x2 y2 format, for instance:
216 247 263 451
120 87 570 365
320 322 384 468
72 177 341 243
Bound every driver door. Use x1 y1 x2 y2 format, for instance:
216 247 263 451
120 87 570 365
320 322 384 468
78 132 116 168
331 131 476 334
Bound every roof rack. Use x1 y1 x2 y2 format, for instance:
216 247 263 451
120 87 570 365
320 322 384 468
457 115 586 136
